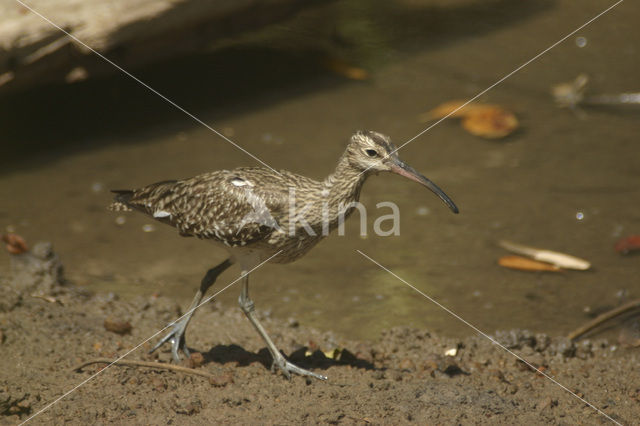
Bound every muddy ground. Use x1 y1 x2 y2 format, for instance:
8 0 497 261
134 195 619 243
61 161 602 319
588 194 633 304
1 243 638 425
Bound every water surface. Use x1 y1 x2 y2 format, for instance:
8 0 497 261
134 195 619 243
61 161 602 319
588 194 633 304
1 0 638 341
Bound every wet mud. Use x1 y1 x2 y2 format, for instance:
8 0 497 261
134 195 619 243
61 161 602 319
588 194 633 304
1 245 637 424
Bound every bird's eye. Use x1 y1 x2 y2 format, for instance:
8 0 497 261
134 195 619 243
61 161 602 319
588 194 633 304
365 149 378 157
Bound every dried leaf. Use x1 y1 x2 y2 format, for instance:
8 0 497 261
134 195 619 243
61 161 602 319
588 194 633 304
420 101 519 139
461 107 518 139
420 100 482 121
1 233 28 254
322 57 369 81
614 235 640 255
498 255 561 272
499 240 590 270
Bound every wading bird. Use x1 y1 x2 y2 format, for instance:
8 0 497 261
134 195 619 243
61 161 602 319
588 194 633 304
109 130 458 380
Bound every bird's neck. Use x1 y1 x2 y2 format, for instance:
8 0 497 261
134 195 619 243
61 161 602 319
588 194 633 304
283 153 369 236
322 153 368 208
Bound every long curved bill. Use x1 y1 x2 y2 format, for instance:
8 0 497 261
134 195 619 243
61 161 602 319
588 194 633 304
389 160 459 214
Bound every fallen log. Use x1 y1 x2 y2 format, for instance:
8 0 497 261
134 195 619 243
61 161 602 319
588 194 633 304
0 0 324 94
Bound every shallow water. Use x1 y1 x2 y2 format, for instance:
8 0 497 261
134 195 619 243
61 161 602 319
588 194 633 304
2 0 639 341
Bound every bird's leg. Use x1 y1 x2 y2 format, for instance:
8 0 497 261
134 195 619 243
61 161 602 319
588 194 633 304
237 271 327 380
151 258 233 361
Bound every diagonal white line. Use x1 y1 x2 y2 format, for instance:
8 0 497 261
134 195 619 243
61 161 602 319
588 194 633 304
13 0 281 175
356 250 623 426
20 250 282 425
359 0 624 177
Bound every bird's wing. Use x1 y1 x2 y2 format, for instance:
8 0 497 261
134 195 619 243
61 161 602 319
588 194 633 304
109 169 293 247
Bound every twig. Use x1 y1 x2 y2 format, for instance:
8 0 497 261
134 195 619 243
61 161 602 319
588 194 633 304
568 299 640 340
72 358 217 380
30 293 61 304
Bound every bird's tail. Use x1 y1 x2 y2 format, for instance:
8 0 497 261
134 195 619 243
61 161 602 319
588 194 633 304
108 190 134 212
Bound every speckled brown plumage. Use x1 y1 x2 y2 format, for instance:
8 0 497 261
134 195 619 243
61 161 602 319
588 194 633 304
108 132 384 264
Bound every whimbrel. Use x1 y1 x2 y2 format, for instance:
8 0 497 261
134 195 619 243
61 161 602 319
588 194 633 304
109 130 458 380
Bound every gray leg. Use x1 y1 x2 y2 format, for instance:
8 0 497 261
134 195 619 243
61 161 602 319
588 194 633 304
151 258 233 361
237 270 327 380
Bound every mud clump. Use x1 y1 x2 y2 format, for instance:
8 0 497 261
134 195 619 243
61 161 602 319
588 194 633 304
7 241 65 296
103 317 133 335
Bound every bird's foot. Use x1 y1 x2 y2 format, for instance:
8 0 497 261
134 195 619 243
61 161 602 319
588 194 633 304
271 354 327 381
150 319 190 362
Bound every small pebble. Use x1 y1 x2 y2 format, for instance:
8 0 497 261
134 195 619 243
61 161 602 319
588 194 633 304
103 317 132 335
209 373 234 387
115 216 126 225
187 352 205 368
444 348 457 357
575 36 587 48
151 377 167 392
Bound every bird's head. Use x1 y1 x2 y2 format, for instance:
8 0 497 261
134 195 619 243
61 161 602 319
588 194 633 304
347 130 459 214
